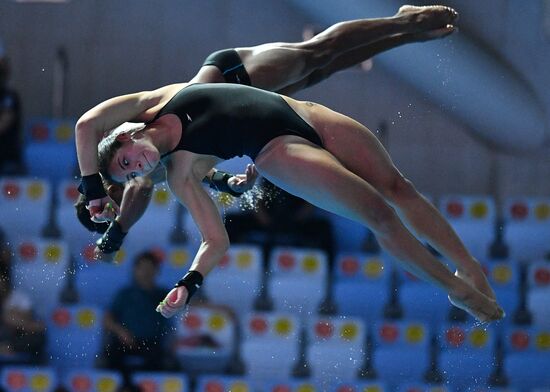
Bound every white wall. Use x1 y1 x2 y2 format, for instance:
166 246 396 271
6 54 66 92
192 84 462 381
1 0 548 198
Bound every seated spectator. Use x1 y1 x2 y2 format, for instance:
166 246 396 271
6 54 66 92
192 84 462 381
226 178 334 263
101 251 178 380
0 235 46 364
0 43 24 175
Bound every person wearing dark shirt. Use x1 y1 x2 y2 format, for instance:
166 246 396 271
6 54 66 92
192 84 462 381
102 251 176 378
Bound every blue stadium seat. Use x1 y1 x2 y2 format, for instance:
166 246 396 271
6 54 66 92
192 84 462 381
437 323 496 390
155 245 195 290
24 118 78 184
503 326 550 391
63 369 123 392
438 195 496 260
306 316 366 384
56 179 94 257
0 177 51 244
527 260 550 327
332 381 387 392
46 305 103 370
202 244 263 315
372 320 431 387
268 247 328 318
122 185 177 251
503 197 550 261
132 372 189 392
195 375 252 392
482 261 519 328
265 380 387 392
333 252 390 322
0 366 57 392
241 312 300 382
397 266 452 327
11 237 70 319
395 383 450 392
74 239 133 309
328 214 369 253
175 306 236 374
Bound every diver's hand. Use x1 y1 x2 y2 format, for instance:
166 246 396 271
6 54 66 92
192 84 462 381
227 164 258 194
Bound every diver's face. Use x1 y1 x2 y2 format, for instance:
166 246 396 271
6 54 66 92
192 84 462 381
108 138 160 183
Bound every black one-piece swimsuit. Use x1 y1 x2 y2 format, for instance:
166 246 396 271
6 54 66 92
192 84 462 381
156 83 323 161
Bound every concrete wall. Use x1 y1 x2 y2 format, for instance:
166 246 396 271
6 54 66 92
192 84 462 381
1 0 548 198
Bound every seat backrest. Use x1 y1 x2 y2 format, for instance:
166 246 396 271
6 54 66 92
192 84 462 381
46 305 103 367
175 307 235 355
132 372 189 392
503 197 550 224
195 376 252 392
439 323 495 353
334 252 390 284
63 370 123 392
11 237 70 318
0 176 51 241
373 320 430 349
503 326 550 355
0 366 57 392
269 246 328 281
439 194 496 222
242 312 300 341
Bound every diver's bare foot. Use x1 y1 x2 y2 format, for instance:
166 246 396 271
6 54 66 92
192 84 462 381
448 278 504 323
396 5 459 32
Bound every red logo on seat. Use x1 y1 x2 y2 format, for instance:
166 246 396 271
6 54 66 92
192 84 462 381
52 308 71 327
72 375 92 392
19 242 38 261
184 312 202 330
250 317 268 334
511 330 530 351
278 253 296 270
510 203 528 220
138 380 156 392
446 201 464 218
3 182 20 199
6 372 26 390
315 321 334 338
534 268 550 286
380 324 399 343
341 257 359 276
204 381 224 392
446 326 465 347
30 123 49 141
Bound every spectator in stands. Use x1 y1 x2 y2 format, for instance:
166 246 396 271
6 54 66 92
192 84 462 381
226 178 334 264
0 41 24 175
0 235 46 364
101 250 178 379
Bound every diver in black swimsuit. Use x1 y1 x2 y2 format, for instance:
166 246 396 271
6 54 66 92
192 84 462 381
82 80 504 325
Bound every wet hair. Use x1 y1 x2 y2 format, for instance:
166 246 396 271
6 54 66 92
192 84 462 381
97 122 145 183
74 194 109 234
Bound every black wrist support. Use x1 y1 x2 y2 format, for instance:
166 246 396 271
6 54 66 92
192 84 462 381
174 270 204 304
209 170 243 197
96 220 126 256
78 173 107 201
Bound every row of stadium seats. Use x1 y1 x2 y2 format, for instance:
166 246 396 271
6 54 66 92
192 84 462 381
8 237 550 328
0 366 486 392
3 306 550 391
2 176 550 262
